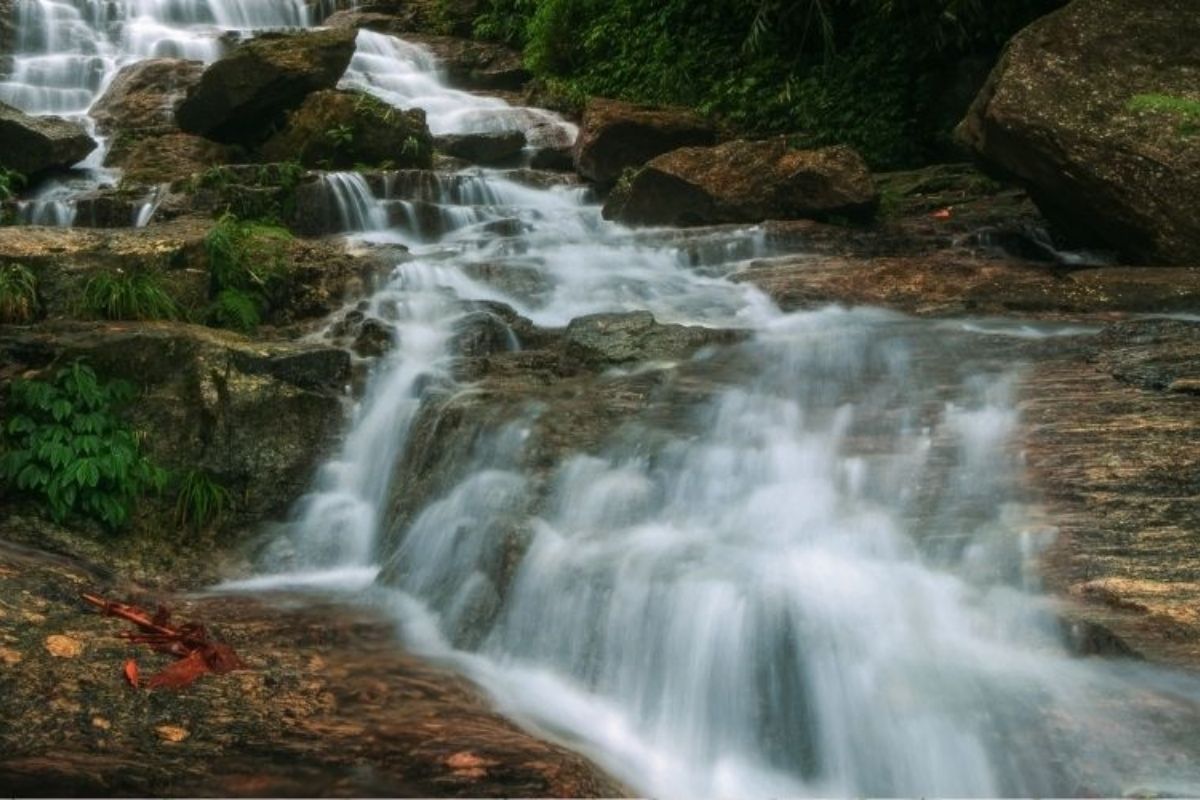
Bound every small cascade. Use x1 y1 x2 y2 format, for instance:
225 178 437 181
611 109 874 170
319 172 390 233
341 29 576 140
0 0 311 225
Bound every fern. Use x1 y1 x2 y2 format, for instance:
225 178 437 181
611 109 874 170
0 361 166 531
175 468 233 532
0 263 40 324
209 287 261 332
204 213 292 331
80 269 179 321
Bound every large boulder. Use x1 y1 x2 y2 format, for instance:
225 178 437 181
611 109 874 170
0 101 96 176
91 58 204 136
957 0 1200 265
106 132 233 185
573 98 716 188
259 89 433 169
175 28 357 145
605 139 878 227
434 130 525 165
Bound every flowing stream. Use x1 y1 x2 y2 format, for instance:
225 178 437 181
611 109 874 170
8 3 1200 796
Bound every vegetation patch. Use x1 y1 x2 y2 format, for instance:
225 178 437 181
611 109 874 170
0 361 166 531
0 263 40 324
80 269 180 321
472 0 1062 166
174 468 233 533
204 213 294 332
1128 93 1200 137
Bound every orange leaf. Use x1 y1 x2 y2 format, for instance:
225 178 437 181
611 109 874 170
123 659 140 689
931 207 953 220
147 650 209 690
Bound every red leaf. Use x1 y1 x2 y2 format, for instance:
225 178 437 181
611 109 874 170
931 207 953 220
123 659 140 688
147 650 209 690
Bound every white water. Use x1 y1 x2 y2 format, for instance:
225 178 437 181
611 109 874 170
11 3 1200 794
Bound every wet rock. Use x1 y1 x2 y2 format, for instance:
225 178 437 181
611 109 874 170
0 101 96 177
958 0 1200 265
435 130 525 165
90 59 204 138
573 98 716 188
0 542 624 796
561 311 745 372
1023 318 1200 668
105 131 233 185
605 140 878 227
324 0 482 37
530 145 574 171
260 89 433 169
175 28 358 145
737 251 1200 317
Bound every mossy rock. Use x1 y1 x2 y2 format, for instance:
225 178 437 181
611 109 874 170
259 90 433 169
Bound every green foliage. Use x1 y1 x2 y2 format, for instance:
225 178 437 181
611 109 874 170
1129 93 1200 137
203 213 293 331
325 122 355 150
0 168 25 202
0 263 40 324
473 0 1062 166
174 468 232 532
80 269 179 321
0 361 166 531
192 162 306 223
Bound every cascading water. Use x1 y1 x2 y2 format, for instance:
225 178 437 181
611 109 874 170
13 2 1198 792
0 0 310 223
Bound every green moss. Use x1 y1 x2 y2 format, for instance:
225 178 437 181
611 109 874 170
1129 93 1200 136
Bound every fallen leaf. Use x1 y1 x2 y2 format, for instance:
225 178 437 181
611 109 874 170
931 207 953 220
0 647 22 666
45 635 83 658
155 724 189 743
147 650 209 690
123 659 140 688
92 716 111 730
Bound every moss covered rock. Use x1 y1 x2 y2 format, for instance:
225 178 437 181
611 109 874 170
958 0 1200 265
259 89 433 169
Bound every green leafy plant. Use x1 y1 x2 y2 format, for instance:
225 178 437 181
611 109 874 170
0 263 40 324
0 361 166 530
325 123 355 150
203 213 293 331
1128 93 1200 136
174 468 233 532
0 168 25 202
80 269 179 321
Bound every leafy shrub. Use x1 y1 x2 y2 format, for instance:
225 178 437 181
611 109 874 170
472 0 1063 166
175 468 233 532
203 213 293 331
0 168 25 202
80 269 179 321
0 361 166 530
0 263 40 324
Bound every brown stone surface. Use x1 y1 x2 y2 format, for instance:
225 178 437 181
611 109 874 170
958 0 1200 265
1021 319 1200 668
573 98 716 188
606 140 878 227
0 540 624 797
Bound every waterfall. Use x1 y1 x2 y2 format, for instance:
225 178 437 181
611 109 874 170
10 1 1199 792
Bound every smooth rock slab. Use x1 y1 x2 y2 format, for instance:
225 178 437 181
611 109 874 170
0 101 96 176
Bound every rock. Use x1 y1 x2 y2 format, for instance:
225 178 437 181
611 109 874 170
0 101 97 177
434 130 525 165
605 140 878 227
957 0 1200 265
530 145 574 171
573 98 717 188
105 132 233 185
737 251 1200 317
1023 319 1200 668
259 89 433 169
0 542 625 796
561 311 744 372
43 635 82 659
90 59 204 138
175 28 358 145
